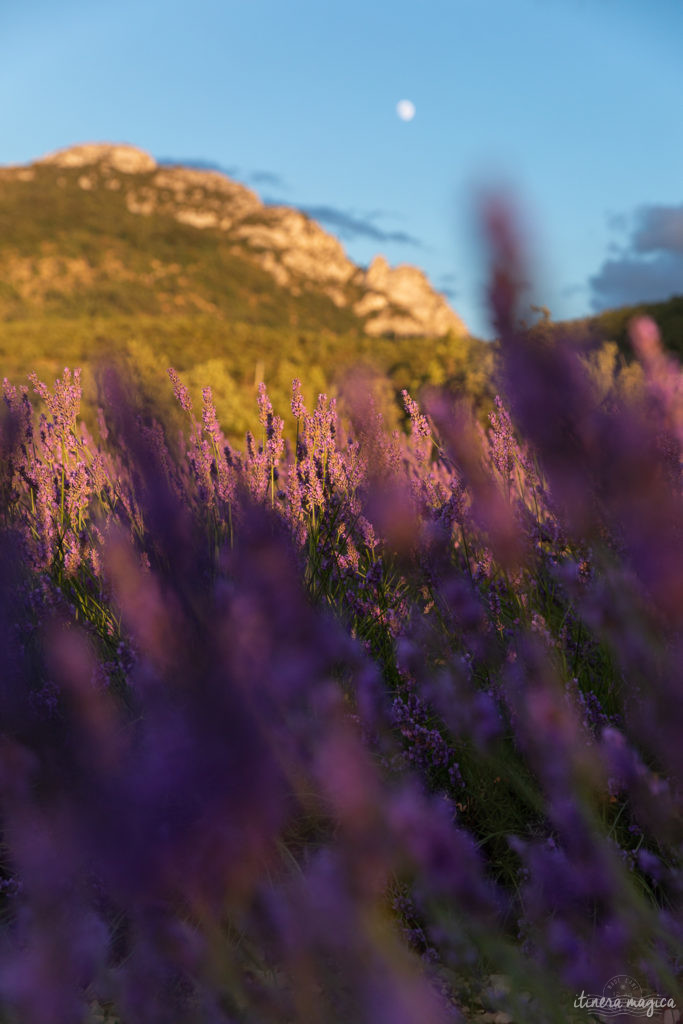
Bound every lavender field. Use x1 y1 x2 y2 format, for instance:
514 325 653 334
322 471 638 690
0 212 681 1023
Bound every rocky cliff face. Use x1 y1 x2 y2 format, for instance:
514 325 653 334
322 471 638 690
7 143 467 338
36 142 158 175
356 256 463 338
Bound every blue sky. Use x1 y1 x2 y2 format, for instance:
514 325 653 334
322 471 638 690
2 0 682 337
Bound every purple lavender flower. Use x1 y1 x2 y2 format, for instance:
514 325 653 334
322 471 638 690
291 377 306 420
0 286 681 1023
167 367 193 415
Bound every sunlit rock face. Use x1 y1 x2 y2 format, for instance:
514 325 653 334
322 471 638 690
358 256 468 338
235 207 357 289
16 143 468 338
37 142 158 174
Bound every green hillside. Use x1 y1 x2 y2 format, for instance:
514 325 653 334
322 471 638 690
4 148 679 443
557 296 683 361
0 154 494 438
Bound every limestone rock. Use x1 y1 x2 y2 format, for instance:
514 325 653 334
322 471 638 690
358 255 467 338
153 167 260 204
37 142 157 174
353 291 389 317
174 208 220 230
235 207 356 287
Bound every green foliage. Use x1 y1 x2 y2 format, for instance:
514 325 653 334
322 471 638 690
552 295 683 362
0 163 497 441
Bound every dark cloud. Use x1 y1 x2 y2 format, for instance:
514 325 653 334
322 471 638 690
589 252 683 310
157 156 239 176
298 204 422 247
155 163 420 246
156 158 287 189
246 169 288 188
588 203 683 311
631 204 683 254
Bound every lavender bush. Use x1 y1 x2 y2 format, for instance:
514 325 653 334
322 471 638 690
0 212 681 1023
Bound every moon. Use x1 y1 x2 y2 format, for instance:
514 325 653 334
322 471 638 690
396 99 416 122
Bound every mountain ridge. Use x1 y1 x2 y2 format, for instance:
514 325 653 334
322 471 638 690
3 141 467 340
0 142 495 441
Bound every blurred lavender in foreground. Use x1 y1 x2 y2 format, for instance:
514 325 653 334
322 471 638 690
0 206 681 1022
